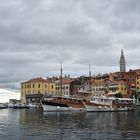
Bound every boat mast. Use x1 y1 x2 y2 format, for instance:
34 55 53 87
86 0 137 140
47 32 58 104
89 64 92 92
60 61 63 95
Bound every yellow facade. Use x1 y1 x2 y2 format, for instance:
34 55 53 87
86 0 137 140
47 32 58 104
136 75 140 93
20 78 55 103
108 82 127 96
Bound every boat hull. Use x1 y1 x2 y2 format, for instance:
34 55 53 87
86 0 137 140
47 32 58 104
42 104 85 111
0 106 8 109
42 100 85 112
84 104 134 112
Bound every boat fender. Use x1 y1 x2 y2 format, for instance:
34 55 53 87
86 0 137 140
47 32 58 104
98 106 101 109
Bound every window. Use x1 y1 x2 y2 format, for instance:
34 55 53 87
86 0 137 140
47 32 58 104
52 85 53 89
33 84 34 88
137 82 139 85
137 87 139 90
38 84 40 88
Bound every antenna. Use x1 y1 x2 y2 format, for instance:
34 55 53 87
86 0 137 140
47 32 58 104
89 64 91 92
60 61 63 95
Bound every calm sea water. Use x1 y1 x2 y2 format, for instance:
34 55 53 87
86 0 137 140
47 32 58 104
0 108 140 140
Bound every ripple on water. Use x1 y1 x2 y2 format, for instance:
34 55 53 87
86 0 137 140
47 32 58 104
0 109 140 140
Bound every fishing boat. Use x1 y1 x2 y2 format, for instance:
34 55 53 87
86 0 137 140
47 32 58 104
42 96 85 111
84 96 135 112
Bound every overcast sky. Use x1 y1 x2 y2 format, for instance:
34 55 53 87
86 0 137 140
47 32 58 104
0 0 140 91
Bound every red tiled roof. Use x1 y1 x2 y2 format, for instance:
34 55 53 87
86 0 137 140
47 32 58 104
110 80 125 84
21 77 49 84
55 79 75 84
62 79 74 84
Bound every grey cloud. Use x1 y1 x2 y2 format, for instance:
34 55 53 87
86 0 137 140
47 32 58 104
0 0 139 91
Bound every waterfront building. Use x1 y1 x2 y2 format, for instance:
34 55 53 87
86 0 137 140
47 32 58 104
120 50 126 72
108 70 137 96
92 82 106 96
76 76 90 85
55 79 81 96
136 74 140 94
123 70 136 95
91 74 109 96
108 80 127 96
20 77 55 103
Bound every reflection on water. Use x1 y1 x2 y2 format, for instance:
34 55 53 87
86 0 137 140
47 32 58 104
0 109 140 140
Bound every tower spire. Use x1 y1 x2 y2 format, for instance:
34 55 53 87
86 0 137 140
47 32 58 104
120 50 126 72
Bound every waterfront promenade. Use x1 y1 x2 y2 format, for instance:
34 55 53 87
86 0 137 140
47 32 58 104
0 108 140 140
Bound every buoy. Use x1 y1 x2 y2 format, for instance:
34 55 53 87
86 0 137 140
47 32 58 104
69 106 72 110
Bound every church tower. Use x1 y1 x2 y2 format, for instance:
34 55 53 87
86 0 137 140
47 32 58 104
120 50 126 72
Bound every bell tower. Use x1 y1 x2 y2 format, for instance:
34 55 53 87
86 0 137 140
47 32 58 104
120 50 126 72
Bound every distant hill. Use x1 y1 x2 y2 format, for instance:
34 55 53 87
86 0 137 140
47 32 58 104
0 89 20 103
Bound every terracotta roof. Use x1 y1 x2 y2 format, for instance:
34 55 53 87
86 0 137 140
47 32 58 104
55 79 75 84
109 80 125 84
131 69 140 74
62 79 75 84
21 77 49 84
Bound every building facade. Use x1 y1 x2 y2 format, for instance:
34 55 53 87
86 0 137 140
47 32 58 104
108 81 127 96
55 79 81 96
20 77 55 103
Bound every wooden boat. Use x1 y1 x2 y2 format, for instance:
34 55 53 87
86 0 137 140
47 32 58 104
84 96 135 112
42 96 85 111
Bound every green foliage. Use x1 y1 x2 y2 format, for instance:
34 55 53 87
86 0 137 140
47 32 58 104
131 90 138 99
115 92 123 98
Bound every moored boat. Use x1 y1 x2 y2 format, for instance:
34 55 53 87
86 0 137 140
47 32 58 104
42 96 85 111
84 96 135 112
0 104 8 109
13 103 30 109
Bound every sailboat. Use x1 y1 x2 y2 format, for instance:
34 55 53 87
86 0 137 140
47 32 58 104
41 62 85 111
42 96 85 111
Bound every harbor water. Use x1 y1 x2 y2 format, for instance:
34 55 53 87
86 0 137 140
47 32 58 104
0 109 140 140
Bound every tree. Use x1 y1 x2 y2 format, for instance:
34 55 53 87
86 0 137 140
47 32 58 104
131 90 138 99
115 92 123 98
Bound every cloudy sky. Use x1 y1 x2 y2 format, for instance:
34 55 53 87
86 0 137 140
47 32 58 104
0 0 140 91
